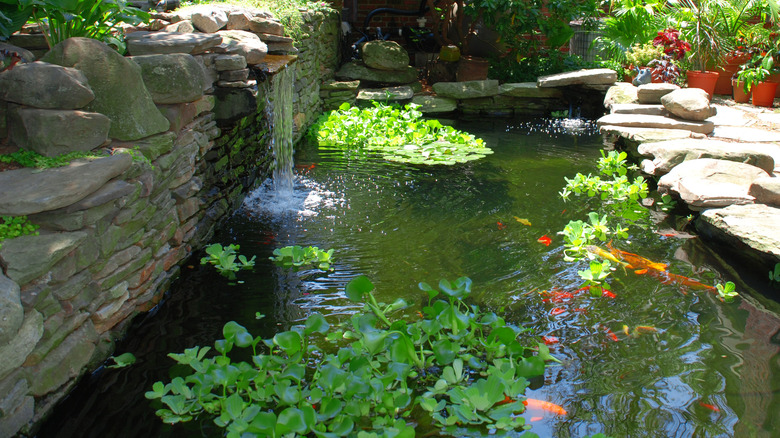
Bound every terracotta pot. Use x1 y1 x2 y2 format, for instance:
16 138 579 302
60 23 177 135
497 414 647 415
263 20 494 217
456 56 489 82
751 81 779 107
732 78 751 103
714 54 750 95
769 73 780 97
686 70 720 100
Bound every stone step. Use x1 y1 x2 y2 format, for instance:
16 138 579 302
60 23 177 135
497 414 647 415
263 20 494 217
697 204 780 268
597 113 714 134
610 104 667 116
637 138 776 176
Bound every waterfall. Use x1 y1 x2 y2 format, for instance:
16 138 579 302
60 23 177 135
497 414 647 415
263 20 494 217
269 65 295 196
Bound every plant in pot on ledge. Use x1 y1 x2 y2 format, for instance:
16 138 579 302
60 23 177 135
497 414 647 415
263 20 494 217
666 0 731 99
735 52 779 107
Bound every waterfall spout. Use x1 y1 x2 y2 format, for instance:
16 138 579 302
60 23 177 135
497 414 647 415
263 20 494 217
269 65 295 196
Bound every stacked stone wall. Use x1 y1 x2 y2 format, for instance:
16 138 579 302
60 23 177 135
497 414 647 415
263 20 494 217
0 7 339 437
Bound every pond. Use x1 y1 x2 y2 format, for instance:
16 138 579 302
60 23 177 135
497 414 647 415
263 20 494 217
38 116 780 438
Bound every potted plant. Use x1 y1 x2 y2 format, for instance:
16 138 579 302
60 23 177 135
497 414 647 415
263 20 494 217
648 28 690 84
666 0 731 99
735 52 779 107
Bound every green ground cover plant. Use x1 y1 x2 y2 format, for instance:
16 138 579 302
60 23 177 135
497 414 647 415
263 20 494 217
0 215 39 248
311 102 493 166
148 276 556 437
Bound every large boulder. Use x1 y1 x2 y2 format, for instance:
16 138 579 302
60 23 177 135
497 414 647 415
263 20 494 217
336 60 418 84
637 83 679 104
361 40 409 71
538 68 617 87
697 204 780 267
215 30 268 64
130 53 206 104
248 16 284 35
8 108 110 156
0 62 94 109
637 139 775 175
658 158 770 210
191 8 228 33
432 80 499 99
41 38 169 141
749 176 780 207
596 113 714 134
661 88 716 121
603 82 638 108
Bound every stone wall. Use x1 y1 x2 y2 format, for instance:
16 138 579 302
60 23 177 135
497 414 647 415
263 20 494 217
0 6 339 437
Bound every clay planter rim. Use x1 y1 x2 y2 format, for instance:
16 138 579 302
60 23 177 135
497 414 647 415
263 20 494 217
455 55 489 82
686 70 720 100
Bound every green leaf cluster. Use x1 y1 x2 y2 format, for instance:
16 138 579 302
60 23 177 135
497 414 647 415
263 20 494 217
715 281 739 303
0 149 103 169
311 102 493 166
0 0 150 52
0 215 39 249
200 243 256 280
270 245 334 272
149 276 556 437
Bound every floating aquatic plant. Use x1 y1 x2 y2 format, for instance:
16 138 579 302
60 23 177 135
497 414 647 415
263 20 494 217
311 102 493 165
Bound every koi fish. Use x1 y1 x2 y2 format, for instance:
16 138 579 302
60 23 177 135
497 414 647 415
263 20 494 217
585 245 630 269
699 402 720 412
644 270 717 292
550 307 566 316
530 416 543 422
497 221 507 230
622 325 630 336
541 336 559 345
514 217 532 226
602 325 619 342
634 325 658 333
602 290 616 299
634 269 648 275
606 242 667 272
537 235 552 246
523 399 567 416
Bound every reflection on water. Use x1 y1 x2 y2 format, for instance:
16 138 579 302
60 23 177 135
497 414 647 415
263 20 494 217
39 118 780 438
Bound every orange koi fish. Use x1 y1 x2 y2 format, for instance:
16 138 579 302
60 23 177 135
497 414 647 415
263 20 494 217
541 336 559 345
606 242 667 272
585 245 630 269
634 325 658 333
602 290 616 299
644 270 717 292
537 235 552 246
550 307 566 316
602 325 619 342
497 221 507 230
523 399 568 416
530 416 543 422
699 402 720 412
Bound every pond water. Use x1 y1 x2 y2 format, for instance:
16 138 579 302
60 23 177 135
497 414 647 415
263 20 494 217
39 117 780 438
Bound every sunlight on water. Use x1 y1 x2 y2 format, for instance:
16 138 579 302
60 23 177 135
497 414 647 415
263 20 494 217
242 176 342 219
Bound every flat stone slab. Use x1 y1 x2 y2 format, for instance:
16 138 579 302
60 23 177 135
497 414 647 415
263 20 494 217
499 83 563 98
126 31 223 55
215 30 268 64
658 158 770 210
610 104 667 116
0 154 132 216
697 204 780 266
637 139 775 175
707 105 752 127
600 125 694 143
637 83 679 104
597 113 714 134
537 68 617 87
321 80 360 91
357 86 413 102
432 80 499 99
0 62 94 109
711 126 780 142
410 95 457 113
